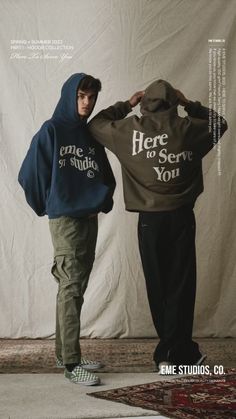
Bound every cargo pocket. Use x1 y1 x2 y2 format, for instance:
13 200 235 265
51 255 65 284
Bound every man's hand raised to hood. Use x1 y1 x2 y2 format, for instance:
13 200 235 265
129 91 145 108
175 89 190 106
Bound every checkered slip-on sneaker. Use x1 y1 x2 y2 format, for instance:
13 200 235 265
64 365 100 386
56 358 64 368
56 357 103 370
80 357 103 370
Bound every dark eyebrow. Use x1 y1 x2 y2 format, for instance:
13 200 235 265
77 91 96 98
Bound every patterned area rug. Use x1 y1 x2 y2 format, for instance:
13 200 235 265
89 369 236 418
0 338 235 373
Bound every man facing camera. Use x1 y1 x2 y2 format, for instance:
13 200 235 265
89 79 228 371
18 73 115 385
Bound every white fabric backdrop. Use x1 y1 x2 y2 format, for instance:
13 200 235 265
0 0 235 338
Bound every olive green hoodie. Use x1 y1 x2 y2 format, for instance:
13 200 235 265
89 80 228 212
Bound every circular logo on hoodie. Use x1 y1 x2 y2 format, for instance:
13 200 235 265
87 170 95 178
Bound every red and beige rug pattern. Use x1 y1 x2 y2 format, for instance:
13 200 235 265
1 338 235 373
89 369 236 418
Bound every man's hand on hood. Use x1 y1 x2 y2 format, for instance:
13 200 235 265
129 91 145 108
175 89 190 106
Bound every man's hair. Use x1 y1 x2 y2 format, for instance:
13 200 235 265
79 75 102 93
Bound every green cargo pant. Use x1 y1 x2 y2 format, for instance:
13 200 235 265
49 216 98 364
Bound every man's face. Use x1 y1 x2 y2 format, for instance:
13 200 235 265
77 89 97 119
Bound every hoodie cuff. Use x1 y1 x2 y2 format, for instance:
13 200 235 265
112 100 132 118
123 100 132 113
184 101 202 116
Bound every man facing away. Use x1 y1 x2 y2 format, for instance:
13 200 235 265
18 73 115 385
89 79 228 372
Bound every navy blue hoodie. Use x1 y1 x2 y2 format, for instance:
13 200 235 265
18 73 115 218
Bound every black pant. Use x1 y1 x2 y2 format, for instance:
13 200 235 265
138 205 202 365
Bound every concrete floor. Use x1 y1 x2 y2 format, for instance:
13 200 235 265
0 372 171 419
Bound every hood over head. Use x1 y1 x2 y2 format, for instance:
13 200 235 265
140 79 178 114
52 73 96 126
